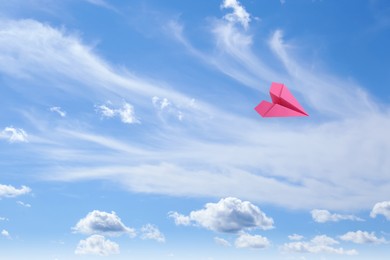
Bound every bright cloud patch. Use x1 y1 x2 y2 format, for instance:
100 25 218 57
282 235 358 255
72 210 136 237
311 209 363 223
221 0 251 29
50 106 66 117
152 96 171 110
168 211 191 226
140 224 165 243
169 197 274 233
152 96 186 121
75 235 120 256
340 231 386 244
96 102 139 124
234 233 270 249
1 229 10 238
0 184 31 198
0 127 28 143
370 201 390 220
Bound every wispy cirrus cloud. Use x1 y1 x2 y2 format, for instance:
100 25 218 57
49 106 66 117
311 209 363 223
16 201 31 208
1 6 390 212
214 237 231 247
83 0 120 13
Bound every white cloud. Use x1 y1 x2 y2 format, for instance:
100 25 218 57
97 104 116 117
169 197 274 233
140 224 165 243
96 102 140 124
0 184 31 198
282 235 358 255
152 96 171 110
370 201 390 220
280 0 286 5
288 234 304 241
340 231 386 244
235 233 270 249
72 210 136 237
214 237 231 247
0 127 28 143
310 235 339 246
0 217 9 221
50 106 66 117
152 96 187 121
75 235 119 256
1 229 10 238
2 17 390 212
221 0 251 29
311 209 363 223
168 211 191 226
16 201 31 208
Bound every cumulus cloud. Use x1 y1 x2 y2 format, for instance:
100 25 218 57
311 209 363 223
214 237 231 247
340 231 386 244
370 201 390 220
75 235 119 256
0 184 31 198
0 127 28 143
169 197 274 233
50 106 66 117
1 229 10 238
282 235 357 255
72 210 136 237
288 234 304 241
168 211 191 226
16 201 31 208
235 233 270 249
221 0 251 29
140 224 165 243
96 102 139 124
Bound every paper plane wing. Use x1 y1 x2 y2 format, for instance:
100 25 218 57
255 82 308 118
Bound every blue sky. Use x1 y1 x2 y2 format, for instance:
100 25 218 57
1 0 390 259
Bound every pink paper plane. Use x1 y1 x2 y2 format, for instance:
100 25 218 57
255 82 308 117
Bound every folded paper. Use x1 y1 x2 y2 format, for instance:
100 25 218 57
255 82 308 118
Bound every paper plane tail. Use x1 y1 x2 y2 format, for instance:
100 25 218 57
254 101 274 117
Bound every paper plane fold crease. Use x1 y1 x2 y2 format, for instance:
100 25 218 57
255 82 309 118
